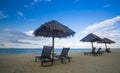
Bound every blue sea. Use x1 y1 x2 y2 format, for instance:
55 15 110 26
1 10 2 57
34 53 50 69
0 48 91 54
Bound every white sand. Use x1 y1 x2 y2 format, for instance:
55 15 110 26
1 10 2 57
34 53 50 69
0 49 120 73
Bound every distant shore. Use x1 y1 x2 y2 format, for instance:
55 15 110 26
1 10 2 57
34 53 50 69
0 49 120 73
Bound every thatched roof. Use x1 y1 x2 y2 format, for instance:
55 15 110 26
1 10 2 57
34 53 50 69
34 20 75 38
98 38 115 44
80 33 102 42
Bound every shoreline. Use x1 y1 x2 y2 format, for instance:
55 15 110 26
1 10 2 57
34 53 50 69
0 49 120 73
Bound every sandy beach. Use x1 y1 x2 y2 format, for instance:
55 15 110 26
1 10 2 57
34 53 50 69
0 49 120 73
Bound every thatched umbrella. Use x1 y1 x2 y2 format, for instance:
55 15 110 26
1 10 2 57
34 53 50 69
33 20 75 60
98 38 115 49
80 33 102 51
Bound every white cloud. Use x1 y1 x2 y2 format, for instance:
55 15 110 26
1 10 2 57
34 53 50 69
0 43 4 46
24 30 34 36
0 29 29 42
17 11 23 17
25 0 52 8
45 0 52 2
0 10 8 19
103 4 111 8
0 29 51 48
36 0 52 2
0 29 31 47
74 0 79 3
24 5 29 8
82 16 120 48
34 0 41 3
95 26 120 38
83 16 120 34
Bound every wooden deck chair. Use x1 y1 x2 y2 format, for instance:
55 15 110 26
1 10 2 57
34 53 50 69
35 46 53 66
93 48 103 56
55 48 72 63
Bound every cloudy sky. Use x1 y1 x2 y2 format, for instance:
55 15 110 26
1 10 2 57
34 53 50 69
0 0 120 48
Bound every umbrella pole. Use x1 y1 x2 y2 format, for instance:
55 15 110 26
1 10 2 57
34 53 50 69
91 42 94 49
91 42 94 52
52 37 55 61
105 43 107 49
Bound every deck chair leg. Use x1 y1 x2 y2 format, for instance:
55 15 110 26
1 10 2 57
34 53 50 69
84 52 86 55
41 61 43 66
68 58 71 62
61 58 64 63
51 59 53 65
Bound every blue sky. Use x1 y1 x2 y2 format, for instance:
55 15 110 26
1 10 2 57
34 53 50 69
0 0 120 48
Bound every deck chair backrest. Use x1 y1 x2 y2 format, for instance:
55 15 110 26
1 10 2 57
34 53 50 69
41 46 52 59
60 48 70 57
96 48 101 53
